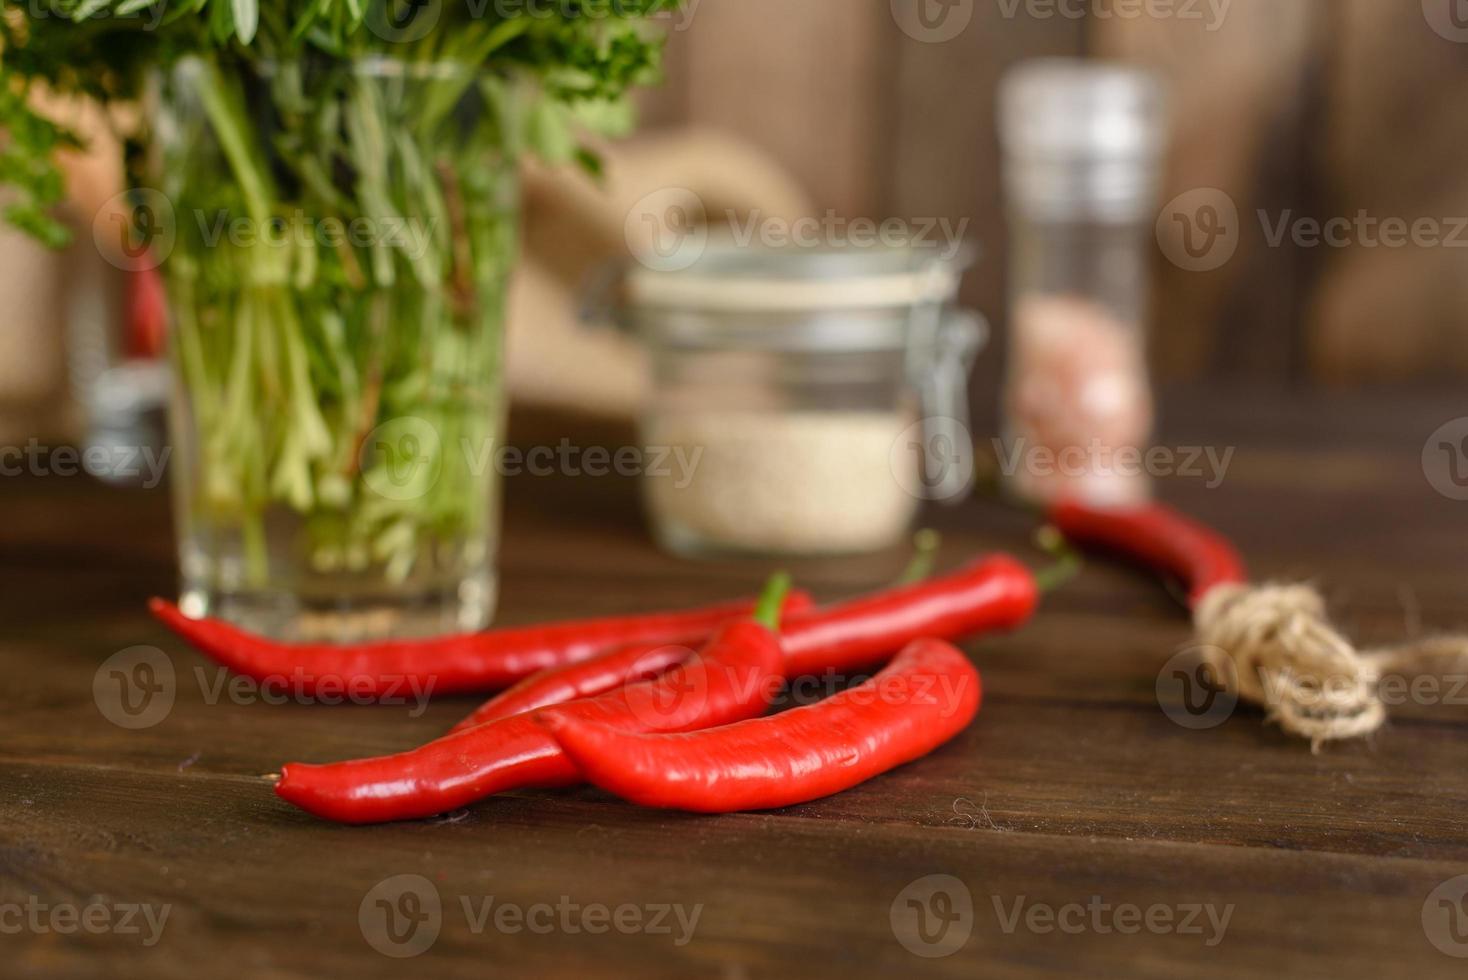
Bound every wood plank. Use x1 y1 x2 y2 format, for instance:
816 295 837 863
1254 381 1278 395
1 761 1463 979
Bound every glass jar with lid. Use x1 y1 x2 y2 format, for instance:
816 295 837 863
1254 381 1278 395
600 241 985 558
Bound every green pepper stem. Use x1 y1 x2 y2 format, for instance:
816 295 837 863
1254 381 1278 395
896 529 942 586
752 572 794 631
1033 525 1083 594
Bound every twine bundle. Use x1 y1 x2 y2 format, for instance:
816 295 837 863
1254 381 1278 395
1194 583 1468 749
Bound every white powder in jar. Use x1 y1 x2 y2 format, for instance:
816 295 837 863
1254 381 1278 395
643 410 921 555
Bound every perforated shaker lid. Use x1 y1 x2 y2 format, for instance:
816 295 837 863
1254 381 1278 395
999 59 1168 222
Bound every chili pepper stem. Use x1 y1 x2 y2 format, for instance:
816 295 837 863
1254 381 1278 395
1033 525 1083 594
896 530 942 586
752 573 794 631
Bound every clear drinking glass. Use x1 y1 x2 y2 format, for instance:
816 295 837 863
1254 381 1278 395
152 57 517 640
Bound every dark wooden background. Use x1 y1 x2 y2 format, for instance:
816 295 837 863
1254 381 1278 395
5 1 1462 444
640 0 1468 401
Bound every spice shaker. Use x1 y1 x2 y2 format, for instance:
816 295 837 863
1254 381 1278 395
998 60 1167 506
601 242 985 558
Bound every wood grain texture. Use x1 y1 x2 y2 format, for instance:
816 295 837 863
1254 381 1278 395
2 390 1468 977
674 0 893 217
1307 0 1468 383
1094 0 1323 384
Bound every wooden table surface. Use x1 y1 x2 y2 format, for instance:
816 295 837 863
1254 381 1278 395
5 390 1468 978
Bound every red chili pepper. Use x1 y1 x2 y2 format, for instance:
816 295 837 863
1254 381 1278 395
127 266 169 360
1048 499 1246 609
457 640 696 728
778 554 1036 677
273 575 793 824
450 554 1037 732
273 556 1036 823
544 638 981 813
149 590 811 697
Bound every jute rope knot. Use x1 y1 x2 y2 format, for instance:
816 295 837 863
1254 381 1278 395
1192 583 1468 750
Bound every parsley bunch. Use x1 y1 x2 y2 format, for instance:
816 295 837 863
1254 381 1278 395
0 1 673 630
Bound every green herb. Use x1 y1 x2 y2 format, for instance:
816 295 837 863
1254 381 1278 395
0 2 673 603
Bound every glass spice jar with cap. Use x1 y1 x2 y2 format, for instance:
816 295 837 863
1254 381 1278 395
598 241 985 558
999 60 1168 506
